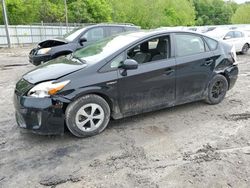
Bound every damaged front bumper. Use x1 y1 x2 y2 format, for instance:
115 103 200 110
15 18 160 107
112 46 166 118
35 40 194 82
14 93 67 135
29 48 51 66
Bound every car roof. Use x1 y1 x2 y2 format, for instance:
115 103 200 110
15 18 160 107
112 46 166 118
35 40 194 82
83 23 140 29
117 29 207 40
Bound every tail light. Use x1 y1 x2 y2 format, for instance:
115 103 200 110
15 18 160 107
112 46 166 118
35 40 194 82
230 46 238 65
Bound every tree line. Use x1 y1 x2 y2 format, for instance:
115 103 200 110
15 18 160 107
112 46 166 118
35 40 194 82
0 0 250 28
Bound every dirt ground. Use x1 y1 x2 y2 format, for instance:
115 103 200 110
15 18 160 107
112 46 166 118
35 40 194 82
0 47 249 188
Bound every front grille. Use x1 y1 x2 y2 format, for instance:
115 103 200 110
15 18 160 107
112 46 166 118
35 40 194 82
29 49 35 55
15 79 33 96
29 48 39 55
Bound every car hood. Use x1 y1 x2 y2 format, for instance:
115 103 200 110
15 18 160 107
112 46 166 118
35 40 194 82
38 38 68 48
23 57 86 84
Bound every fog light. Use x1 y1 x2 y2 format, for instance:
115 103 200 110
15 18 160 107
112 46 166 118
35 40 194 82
33 111 42 129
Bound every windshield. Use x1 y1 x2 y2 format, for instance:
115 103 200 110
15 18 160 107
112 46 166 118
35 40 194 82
73 33 142 65
64 27 86 41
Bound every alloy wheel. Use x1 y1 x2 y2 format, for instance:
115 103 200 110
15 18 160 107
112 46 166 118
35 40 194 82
75 103 105 132
242 44 249 53
211 81 225 99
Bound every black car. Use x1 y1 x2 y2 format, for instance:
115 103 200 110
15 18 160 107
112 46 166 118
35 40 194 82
29 23 140 66
15 30 238 137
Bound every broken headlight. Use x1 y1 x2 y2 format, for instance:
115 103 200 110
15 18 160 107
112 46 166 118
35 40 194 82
27 80 70 98
37 48 51 55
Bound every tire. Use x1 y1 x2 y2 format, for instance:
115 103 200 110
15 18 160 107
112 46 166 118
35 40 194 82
65 94 110 137
241 43 249 54
205 74 228 105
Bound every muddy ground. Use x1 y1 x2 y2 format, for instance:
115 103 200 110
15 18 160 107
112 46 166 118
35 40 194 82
0 47 249 188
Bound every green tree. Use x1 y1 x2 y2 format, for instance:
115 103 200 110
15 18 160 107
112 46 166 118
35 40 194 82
0 0 240 27
161 0 195 26
0 0 65 24
0 0 40 24
0 4 3 24
68 0 111 23
193 0 235 25
39 0 65 23
109 0 195 28
231 4 250 24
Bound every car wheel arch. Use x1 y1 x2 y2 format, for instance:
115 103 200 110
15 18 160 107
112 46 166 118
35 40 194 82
211 72 230 90
70 91 116 117
241 43 250 54
243 43 250 48
219 73 230 89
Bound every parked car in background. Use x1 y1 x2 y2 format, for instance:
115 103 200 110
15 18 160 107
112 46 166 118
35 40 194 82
15 30 238 137
206 29 250 54
29 23 140 65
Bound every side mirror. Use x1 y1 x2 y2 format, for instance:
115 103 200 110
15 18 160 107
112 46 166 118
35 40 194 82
120 59 138 70
223 36 231 40
79 37 87 45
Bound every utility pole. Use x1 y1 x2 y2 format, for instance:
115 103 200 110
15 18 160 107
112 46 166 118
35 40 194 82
1 0 11 48
64 0 69 32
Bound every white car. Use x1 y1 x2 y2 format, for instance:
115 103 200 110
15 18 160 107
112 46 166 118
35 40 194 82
206 29 250 54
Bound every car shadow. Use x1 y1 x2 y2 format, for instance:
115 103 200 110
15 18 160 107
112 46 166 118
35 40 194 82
6 100 213 172
21 100 207 142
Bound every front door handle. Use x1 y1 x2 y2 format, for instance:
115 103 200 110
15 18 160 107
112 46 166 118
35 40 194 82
204 59 213 66
164 68 174 75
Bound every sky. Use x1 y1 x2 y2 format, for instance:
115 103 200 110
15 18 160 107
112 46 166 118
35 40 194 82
231 0 250 3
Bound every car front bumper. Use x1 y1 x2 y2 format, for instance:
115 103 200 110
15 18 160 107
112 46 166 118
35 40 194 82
29 49 51 66
14 93 66 135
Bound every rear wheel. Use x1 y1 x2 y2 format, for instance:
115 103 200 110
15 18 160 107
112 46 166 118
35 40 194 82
66 94 110 137
241 43 249 54
205 75 228 105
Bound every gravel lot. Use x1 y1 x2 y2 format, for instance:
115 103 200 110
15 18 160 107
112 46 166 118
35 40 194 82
0 47 249 188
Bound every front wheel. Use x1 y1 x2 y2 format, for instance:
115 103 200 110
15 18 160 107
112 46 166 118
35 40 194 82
65 94 110 137
205 75 228 105
241 43 249 54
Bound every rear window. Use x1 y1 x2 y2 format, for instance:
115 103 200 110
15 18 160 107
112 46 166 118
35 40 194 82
175 34 205 57
204 37 218 51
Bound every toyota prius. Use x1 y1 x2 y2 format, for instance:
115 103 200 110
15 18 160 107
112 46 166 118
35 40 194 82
14 30 238 137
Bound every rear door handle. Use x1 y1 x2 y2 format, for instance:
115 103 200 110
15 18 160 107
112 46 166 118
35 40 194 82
164 68 174 75
204 59 213 66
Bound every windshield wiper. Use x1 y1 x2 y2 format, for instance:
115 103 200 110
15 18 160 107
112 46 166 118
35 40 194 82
72 55 86 64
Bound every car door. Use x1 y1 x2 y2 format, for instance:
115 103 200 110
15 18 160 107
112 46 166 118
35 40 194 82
117 35 176 116
174 33 215 104
223 31 236 47
233 31 245 51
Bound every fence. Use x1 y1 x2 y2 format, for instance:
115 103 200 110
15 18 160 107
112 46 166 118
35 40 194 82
0 24 78 47
1 23 250 47
0 22 114 47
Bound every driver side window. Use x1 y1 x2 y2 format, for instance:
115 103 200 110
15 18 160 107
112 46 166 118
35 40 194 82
225 31 234 39
127 36 170 64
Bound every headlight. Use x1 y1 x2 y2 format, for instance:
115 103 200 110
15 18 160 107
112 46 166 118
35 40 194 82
37 48 51 55
27 80 70 98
